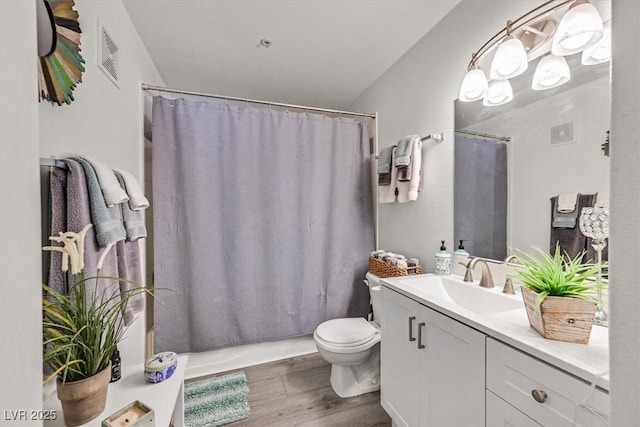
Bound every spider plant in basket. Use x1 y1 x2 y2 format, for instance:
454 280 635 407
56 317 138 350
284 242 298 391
42 224 151 426
515 245 606 344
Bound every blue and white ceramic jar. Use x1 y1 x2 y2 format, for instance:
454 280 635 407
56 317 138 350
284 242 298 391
144 351 178 383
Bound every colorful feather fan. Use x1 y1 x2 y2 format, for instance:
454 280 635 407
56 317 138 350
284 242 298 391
38 0 85 106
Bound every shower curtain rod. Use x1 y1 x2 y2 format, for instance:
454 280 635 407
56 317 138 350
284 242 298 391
141 83 377 119
455 129 511 142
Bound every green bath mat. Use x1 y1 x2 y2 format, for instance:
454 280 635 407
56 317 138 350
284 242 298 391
184 370 251 426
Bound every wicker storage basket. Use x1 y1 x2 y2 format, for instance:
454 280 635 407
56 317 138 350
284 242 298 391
521 286 596 344
368 256 421 278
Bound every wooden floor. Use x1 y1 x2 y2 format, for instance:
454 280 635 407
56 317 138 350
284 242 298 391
188 352 392 427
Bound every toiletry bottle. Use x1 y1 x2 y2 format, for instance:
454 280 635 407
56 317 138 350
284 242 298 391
110 346 121 383
452 240 470 276
435 240 452 275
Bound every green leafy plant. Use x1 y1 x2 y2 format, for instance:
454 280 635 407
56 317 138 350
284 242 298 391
42 224 151 385
515 245 605 312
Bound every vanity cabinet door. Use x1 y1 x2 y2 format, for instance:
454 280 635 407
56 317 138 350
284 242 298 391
380 286 421 427
419 305 486 427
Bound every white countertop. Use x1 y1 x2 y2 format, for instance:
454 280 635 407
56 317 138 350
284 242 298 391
381 274 610 391
44 355 188 426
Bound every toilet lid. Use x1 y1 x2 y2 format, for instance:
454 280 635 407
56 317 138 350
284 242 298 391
316 318 378 346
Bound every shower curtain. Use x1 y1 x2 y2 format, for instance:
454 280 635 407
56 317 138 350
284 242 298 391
152 97 374 353
454 134 507 260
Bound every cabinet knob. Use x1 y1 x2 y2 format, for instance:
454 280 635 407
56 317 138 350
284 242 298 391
531 389 548 403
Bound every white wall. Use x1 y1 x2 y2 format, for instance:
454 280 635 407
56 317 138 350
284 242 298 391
350 0 542 270
1 0 44 419
38 0 164 367
467 77 610 253
1 0 163 415
351 0 639 425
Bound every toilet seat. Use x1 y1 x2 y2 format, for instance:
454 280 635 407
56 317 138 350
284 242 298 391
314 318 380 354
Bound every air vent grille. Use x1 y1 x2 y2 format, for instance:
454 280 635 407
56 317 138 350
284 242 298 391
550 122 574 146
99 26 119 87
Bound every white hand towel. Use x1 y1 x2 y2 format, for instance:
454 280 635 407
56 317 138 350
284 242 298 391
82 156 129 207
114 168 150 210
398 138 422 203
594 191 609 208
379 147 398 204
557 192 578 212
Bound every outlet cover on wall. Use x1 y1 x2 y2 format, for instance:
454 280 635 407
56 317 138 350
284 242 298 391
97 19 119 88
549 121 575 147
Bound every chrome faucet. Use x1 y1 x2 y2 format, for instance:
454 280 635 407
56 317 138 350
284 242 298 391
463 258 495 288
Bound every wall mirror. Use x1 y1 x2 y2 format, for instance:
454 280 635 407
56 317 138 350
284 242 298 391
454 1 611 261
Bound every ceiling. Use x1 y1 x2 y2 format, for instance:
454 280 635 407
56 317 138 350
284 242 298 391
123 0 460 110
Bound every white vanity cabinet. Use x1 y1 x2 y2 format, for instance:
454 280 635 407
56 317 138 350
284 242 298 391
486 338 609 427
381 286 486 427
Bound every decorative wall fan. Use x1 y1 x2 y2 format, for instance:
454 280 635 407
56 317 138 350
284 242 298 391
37 0 85 105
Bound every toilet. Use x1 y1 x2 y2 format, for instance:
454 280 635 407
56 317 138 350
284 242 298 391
313 272 383 398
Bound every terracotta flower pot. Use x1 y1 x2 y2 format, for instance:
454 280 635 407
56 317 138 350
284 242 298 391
521 286 596 344
56 362 111 426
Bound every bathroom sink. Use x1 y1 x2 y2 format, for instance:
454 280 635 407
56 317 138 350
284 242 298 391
394 275 524 315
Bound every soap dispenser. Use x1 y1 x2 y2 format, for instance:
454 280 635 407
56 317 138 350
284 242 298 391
452 240 470 276
435 240 452 275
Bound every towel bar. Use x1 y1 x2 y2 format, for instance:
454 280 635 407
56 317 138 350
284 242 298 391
420 133 444 142
375 133 444 159
40 157 67 169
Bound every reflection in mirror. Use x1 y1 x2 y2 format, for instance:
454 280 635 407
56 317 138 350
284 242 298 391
36 0 57 57
454 55 610 261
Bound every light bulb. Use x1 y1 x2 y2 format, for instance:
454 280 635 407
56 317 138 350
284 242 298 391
582 20 611 65
552 0 603 56
459 68 488 102
483 80 513 106
532 54 571 90
490 36 528 80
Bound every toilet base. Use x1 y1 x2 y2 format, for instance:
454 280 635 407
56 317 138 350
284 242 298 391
329 362 380 398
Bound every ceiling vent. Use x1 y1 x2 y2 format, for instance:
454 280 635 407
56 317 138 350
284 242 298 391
98 25 119 87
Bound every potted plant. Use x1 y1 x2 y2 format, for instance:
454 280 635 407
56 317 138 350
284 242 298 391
42 224 149 426
514 245 605 344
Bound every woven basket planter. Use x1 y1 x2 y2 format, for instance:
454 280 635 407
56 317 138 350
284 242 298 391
521 286 596 344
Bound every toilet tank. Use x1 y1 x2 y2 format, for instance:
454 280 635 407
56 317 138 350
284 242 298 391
365 272 383 324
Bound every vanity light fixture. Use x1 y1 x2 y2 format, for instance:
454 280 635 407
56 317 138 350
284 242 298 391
489 22 528 80
483 80 514 106
532 53 571 90
459 62 489 102
551 0 603 56
581 19 611 65
459 0 608 105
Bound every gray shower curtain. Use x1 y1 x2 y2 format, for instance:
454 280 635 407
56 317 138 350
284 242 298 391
152 97 374 353
454 134 507 260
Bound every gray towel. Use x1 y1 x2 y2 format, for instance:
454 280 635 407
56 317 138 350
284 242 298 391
48 167 68 295
71 157 126 246
114 172 147 241
395 135 417 168
551 193 581 228
60 160 121 315
377 146 394 186
116 239 145 326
